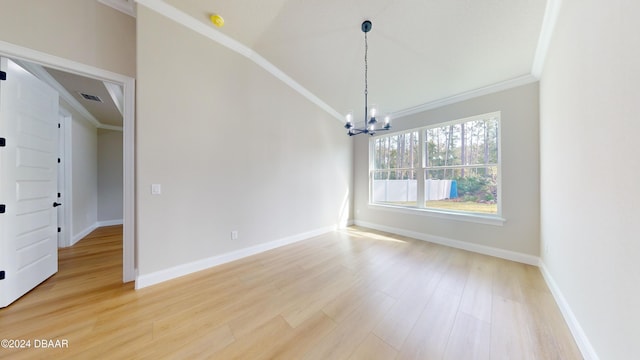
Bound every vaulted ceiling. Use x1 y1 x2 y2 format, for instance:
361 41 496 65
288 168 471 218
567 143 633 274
100 0 551 125
156 0 550 123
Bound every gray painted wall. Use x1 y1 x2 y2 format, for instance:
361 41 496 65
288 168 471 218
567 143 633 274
98 129 123 222
136 7 353 276
69 105 98 239
540 0 640 358
354 83 540 257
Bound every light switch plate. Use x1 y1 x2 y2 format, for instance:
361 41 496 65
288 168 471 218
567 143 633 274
151 184 161 195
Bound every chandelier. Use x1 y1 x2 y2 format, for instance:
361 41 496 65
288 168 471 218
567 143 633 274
345 20 391 136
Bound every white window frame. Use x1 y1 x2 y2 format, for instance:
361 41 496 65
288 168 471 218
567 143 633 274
368 111 505 226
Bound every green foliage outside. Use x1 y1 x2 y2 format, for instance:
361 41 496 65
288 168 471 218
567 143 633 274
454 175 497 203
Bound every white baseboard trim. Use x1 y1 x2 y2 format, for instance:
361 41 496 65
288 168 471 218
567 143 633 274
135 225 337 289
538 261 600 360
353 220 539 266
70 220 124 246
97 219 124 227
71 223 99 246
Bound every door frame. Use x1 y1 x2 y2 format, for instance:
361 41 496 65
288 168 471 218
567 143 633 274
0 40 136 283
57 108 73 248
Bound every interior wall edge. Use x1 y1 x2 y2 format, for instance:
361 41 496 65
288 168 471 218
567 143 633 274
539 261 600 360
71 223 100 247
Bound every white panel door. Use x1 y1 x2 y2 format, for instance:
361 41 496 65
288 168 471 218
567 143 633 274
0 58 59 308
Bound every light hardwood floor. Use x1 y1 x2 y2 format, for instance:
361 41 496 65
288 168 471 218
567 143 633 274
0 226 582 359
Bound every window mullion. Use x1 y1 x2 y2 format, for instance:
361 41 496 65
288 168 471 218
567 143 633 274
369 139 375 204
417 130 426 208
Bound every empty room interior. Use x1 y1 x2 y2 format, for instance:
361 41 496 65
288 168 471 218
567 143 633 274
0 0 638 359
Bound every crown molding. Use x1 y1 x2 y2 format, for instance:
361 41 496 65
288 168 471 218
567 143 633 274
391 74 539 119
98 124 125 132
532 0 562 78
134 0 344 122
98 0 136 17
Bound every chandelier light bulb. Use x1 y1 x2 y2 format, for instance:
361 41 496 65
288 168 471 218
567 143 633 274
344 111 354 129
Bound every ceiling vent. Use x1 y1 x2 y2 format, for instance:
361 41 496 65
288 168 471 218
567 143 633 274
79 92 103 103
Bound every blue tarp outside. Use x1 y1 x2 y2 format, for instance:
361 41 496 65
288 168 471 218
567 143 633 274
449 180 458 199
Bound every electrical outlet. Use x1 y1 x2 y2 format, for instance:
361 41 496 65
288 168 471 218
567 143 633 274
231 230 238 240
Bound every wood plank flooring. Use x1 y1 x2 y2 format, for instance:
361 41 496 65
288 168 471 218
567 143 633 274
0 226 582 359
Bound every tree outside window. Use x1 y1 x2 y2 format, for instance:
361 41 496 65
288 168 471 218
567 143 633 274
370 112 500 216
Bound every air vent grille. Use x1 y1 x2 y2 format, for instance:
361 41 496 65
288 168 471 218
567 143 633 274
79 92 103 102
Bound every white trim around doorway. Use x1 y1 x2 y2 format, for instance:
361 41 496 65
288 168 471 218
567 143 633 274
0 40 136 283
58 108 73 248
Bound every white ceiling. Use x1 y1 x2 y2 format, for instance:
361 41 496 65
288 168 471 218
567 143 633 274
45 67 123 127
159 0 549 124
15 59 124 130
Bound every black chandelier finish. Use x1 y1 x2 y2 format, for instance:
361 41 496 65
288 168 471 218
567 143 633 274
345 20 391 136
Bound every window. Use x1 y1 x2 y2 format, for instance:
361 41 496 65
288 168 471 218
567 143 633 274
370 112 501 218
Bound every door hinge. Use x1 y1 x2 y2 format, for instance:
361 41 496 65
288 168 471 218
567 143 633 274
58 123 61 129
0 138 5 147
0 271 5 280
0 70 6 81
57 158 61 163
0 204 5 213
58 227 61 233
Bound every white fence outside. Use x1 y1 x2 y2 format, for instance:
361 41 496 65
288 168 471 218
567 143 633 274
373 179 454 202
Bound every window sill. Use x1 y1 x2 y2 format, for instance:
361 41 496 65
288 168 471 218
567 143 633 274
367 203 506 226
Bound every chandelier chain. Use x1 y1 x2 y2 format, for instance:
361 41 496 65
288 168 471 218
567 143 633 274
364 31 368 121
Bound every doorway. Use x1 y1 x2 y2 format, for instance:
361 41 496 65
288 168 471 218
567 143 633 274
0 41 135 284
